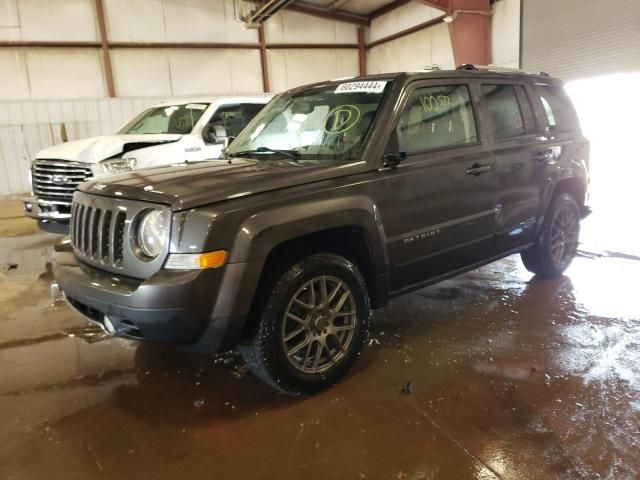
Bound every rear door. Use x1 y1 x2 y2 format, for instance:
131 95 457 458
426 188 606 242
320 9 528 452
377 79 498 292
479 80 547 251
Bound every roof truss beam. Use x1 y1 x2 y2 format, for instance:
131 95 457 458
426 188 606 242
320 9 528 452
286 1 370 25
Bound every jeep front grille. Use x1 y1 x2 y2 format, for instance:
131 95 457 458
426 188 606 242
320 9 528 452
71 202 126 267
70 191 171 278
32 159 93 204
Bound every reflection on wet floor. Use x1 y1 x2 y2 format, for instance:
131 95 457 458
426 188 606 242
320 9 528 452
1 215 639 480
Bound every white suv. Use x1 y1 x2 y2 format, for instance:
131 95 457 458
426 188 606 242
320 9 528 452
23 95 272 225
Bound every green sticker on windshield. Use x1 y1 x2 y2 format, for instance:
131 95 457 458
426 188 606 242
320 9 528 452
324 105 361 134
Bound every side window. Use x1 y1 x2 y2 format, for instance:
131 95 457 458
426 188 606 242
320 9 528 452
535 84 579 133
482 84 526 140
396 85 478 154
513 85 536 133
208 103 264 138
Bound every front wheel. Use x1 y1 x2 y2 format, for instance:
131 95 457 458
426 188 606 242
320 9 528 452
521 193 581 278
239 253 370 395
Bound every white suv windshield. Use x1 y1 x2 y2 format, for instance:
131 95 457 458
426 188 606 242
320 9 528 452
119 103 210 135
227 81 390 161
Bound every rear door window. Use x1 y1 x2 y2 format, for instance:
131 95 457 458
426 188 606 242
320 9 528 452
535 84 579 133
396 84 478 154
482 84 526 140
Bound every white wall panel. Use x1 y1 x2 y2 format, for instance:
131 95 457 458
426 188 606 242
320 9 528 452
491 0 520 68
267 48 358 92
367 23 454 74
25 49 106 99
168 49 262 95
0 50 29 98
429 23 455 69
163 0 256 43
104 0 166 43
112 48 263 97
111 49 172 97
0 0 20 40
266 10 357 44
0 97 168 197
2 0 98 42
368 2 441 44
105 0 256 44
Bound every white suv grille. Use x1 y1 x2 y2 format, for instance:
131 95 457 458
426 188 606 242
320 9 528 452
32 159 93 204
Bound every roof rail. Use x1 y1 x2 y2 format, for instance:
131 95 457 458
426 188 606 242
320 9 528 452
455 64 551 76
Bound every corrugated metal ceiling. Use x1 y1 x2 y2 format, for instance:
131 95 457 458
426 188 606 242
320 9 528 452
296 0 400 15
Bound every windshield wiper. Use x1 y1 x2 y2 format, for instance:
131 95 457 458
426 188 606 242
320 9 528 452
229 147 300 160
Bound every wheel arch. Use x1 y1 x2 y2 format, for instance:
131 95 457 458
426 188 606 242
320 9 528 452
234 196 391 338
551 176 587 207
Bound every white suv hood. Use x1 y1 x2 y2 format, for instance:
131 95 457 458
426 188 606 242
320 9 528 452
34 134 182 164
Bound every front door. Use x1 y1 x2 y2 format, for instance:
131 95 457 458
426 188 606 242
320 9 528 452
377 80 498 292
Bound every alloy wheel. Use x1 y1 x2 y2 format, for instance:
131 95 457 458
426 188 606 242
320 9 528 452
550 206 579 269
282 275 357 374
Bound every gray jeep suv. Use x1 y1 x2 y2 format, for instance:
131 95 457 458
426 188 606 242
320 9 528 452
53 66 590 393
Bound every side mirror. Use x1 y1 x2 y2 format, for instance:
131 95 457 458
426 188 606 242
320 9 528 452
383 152 406 168
383 131 406 168
203 124 228 145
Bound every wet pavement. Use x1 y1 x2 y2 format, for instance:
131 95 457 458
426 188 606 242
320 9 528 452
1 201 638 480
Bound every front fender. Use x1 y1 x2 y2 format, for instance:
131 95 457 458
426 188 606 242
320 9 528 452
229 194 389 276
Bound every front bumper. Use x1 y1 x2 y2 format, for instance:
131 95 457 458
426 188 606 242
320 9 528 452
23 196 71 222
52 247 263 353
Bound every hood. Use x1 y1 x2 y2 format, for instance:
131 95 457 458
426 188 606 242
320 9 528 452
35 134 182 164
79 159 367 210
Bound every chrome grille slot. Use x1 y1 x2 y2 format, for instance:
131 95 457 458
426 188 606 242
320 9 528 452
32 159 93 205
113 211 126 265
100 210 112 262
82 205 91 254
90 209 101 258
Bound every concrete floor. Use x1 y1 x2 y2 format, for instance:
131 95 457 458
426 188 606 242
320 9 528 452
0 201 638 480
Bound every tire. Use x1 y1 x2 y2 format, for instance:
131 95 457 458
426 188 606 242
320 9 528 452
521 193 581 278
239 253 370 395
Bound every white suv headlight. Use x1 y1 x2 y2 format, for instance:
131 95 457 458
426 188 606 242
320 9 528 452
137 210 166 258
102 157 137 174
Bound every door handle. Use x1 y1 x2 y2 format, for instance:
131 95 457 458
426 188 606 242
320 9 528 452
465 163 492 176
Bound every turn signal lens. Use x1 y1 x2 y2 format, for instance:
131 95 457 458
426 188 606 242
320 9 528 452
164 250 227 270
198 250 227 269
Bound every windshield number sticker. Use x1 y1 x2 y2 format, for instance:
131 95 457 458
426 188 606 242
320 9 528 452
185 104 207 110
335 81 387 94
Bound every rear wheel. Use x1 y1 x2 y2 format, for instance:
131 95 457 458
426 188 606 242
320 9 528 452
521 193 581 278
239 253 370 394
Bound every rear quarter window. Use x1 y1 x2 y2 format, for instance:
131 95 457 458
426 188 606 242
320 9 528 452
535 84 580 133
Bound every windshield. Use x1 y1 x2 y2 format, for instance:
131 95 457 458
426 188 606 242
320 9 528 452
226 80 391 161
119 103 210 135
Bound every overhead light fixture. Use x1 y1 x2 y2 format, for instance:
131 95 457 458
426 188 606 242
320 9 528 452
443 5 495 24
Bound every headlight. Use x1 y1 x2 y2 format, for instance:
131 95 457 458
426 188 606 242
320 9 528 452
137 210 166 258
101 157 137 174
